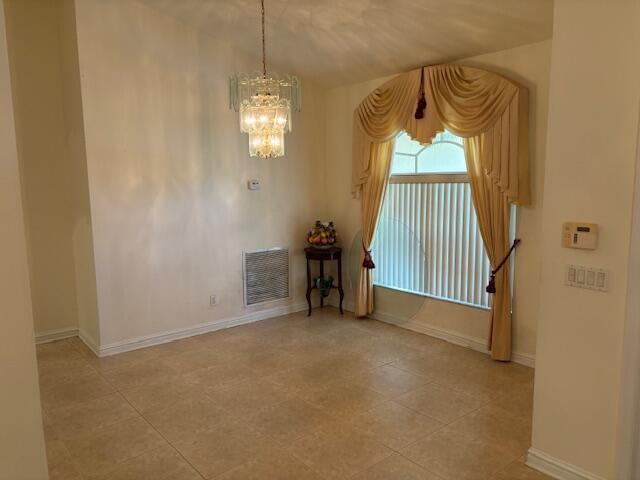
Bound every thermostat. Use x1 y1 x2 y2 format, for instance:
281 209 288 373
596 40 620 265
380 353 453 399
562 222 598 250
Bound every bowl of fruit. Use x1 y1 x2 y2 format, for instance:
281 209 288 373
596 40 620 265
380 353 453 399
307 221 337 249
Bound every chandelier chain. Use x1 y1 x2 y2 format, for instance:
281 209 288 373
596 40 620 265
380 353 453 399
261 0 266 78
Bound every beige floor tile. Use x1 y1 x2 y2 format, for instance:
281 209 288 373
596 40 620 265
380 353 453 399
492 386 535 421
47 392 138 440
268 351 379 394
345 336 423 365
37 339 80 361
64 416 167 477
216 448 323 480
288 423 392 479
175 417 274 479
432 361 530 402
395 383 486 424
144 396 229 445
40 371 116 412
206 377 294 417
288 311 356 335
48 458 83 480
279 335 344 362
266 362 341 393
381 326 449 351
39 310 536 480
83 353 139 374
38 354 95 386
298 376 388 418
87 444 201 480
246 397 335 446
399 427 517 480
351 453 443 480
181 362 257 390
234 346 300 375
45 438 74 469
121 377 203 415
102 360 177 391
352 401 444 450
348 364 431 398
159 347 228 374
322 323 381 346
493 459 554 480
447 403 532 457
390 351 456 382
260 325 324 351
316 349 385 374
475 358 535 384
42 413 59 441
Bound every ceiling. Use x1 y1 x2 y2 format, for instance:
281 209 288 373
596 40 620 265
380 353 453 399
141 0 554 87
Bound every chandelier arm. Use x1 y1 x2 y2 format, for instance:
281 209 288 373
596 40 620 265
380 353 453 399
261 0 266 78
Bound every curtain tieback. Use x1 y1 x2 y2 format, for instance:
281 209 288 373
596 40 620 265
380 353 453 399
362 246 376 269
414 67 427 119
486 238 521 294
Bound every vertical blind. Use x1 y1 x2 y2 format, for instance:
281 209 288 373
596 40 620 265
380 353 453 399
373 181 491 309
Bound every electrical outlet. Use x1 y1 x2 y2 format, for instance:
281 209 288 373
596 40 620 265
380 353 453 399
209 294 219 307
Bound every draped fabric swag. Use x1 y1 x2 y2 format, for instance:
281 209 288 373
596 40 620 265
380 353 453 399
352 64 529 361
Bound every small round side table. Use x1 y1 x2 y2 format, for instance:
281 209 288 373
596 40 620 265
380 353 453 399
304 246 344 316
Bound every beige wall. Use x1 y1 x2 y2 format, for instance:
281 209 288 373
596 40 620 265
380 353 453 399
4 0 79 336
324 40 552 360
0 1 49 476
57 0 100 345
4 0 99 342
73 0 326 347
531 0 640 477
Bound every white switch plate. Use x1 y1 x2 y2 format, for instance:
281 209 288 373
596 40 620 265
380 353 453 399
566 264 609 292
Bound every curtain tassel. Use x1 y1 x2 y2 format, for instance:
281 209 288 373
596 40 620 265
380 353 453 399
362 249 376 269
486 238 521 294
414 67 427 119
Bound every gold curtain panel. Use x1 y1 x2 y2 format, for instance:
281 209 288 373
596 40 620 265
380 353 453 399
352 64 529 361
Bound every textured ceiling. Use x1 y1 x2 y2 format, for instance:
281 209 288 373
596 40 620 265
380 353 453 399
141 0 554 87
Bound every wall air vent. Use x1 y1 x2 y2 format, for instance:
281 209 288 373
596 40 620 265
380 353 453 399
243 247 290 306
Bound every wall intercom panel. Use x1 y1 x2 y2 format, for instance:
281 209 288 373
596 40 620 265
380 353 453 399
562 222 598 250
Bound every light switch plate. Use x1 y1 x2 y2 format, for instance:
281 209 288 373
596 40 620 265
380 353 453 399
247 179 260 190
566 264 609 292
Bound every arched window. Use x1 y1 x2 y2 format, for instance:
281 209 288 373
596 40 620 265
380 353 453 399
373 131 492 308
391 131 466 175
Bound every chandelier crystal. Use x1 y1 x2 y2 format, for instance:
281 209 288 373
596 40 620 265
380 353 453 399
229 1 301 159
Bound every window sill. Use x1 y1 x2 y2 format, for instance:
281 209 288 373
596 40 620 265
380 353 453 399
373 283 491 312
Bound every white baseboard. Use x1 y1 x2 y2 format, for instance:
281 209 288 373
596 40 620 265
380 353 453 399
349 301 535 368
526 448 606 480
34 327 79 344
78 328 100 356
95 302 309 357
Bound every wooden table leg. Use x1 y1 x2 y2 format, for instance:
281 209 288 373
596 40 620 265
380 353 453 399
319 260 324 308
306 257 312 316
337 254 344 315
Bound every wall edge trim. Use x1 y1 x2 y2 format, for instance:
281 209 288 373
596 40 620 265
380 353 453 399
94 302 309 357
34 327 79 344
357 302 535 367
526 448 607 480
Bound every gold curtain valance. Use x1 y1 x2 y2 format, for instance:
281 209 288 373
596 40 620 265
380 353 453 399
352 64 530 205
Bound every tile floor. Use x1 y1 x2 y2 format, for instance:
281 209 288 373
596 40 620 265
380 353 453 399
37 307 552 480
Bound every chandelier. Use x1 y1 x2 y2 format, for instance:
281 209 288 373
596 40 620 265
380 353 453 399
229 0 301 159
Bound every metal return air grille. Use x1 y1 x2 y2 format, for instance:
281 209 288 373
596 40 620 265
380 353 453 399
243 247 290 306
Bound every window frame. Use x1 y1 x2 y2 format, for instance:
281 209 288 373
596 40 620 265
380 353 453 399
389 173 468 185
374 131 493 311
391 131 467 176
